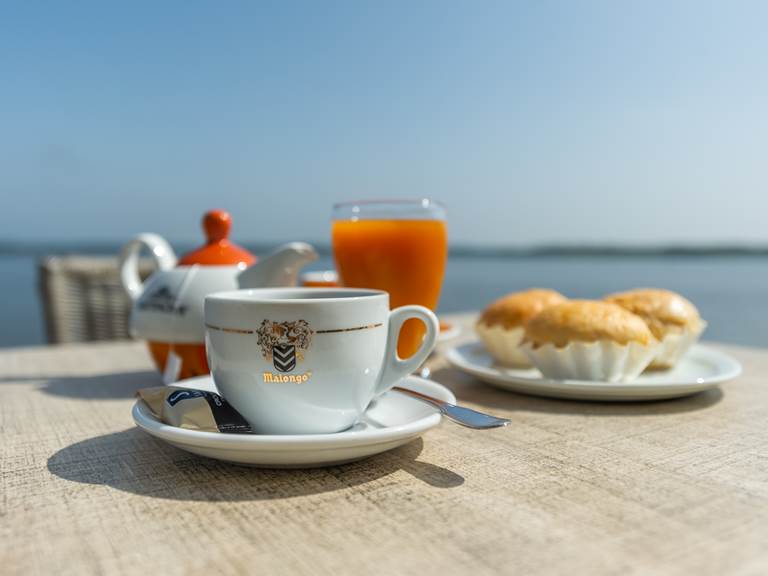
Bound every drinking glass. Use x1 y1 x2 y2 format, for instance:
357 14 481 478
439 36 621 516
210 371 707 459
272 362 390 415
331 199 448 358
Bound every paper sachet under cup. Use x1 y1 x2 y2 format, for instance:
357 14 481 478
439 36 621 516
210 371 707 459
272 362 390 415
475 323 531 367
521 339 659 382
137 386 252 433
650 321 707 369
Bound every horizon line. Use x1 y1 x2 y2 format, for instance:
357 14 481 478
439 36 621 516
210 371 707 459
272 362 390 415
2 239 768 258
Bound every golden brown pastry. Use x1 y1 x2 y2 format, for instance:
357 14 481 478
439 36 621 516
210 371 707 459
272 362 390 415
604 288 706 368
521 300 658 382
604 289 701 338
524 300 655 348
478 289 567 330
475 289 567 366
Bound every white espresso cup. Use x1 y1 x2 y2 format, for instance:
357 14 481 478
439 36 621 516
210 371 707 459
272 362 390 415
204 288 439 434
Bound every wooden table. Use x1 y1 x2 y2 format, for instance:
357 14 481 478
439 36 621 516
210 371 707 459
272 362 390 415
2 314 767 576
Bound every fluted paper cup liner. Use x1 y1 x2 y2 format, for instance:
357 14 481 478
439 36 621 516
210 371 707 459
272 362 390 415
475 323 531 367
651 321 707 369
521 339 659 382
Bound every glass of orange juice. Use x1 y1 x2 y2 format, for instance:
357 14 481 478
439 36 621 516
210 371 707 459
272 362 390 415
331 199 448 358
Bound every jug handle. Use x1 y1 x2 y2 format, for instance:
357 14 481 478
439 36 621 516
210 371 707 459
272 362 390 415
119 233 177 301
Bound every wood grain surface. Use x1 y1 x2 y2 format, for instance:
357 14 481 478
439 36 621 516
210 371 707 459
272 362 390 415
1 314 766 576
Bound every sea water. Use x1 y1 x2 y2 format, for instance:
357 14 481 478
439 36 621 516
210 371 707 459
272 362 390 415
2 253 766 348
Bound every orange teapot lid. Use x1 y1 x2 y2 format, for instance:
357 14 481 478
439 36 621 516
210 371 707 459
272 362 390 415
177 210 256 266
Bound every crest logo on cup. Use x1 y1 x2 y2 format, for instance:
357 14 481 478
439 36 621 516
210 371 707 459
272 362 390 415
256 319 313 372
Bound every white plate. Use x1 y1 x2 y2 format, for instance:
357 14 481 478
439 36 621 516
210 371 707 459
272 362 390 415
132 375 454 468
446 341 741 401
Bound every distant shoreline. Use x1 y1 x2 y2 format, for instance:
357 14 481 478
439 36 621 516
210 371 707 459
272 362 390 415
2 241 768 259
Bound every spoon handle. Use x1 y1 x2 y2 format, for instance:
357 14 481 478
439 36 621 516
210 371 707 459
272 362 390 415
392 386 510 429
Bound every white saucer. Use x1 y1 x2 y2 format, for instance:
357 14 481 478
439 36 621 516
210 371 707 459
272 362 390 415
446 341 741 401
132 375 454 468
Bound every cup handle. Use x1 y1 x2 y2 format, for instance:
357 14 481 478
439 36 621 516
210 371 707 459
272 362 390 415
374 305 439 396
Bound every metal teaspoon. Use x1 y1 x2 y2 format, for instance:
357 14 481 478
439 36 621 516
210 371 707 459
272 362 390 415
393 386 510 429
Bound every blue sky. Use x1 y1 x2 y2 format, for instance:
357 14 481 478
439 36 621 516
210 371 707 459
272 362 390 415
1 0 767 246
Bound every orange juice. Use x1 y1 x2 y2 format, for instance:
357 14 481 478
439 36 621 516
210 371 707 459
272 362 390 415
332 219 448 357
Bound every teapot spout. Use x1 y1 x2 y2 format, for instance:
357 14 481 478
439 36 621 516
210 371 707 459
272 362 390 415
237 242 319 289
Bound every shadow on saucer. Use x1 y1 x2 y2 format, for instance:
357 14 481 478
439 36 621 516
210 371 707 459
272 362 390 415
47 429 464 501
430 367 724 417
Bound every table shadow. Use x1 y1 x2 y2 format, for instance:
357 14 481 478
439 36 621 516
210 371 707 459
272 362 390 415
41 370 162 399
47 428 464 502
431 367 724 417
0 370 161 399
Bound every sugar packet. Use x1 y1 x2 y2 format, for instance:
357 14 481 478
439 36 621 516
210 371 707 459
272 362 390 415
137 386 252 434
